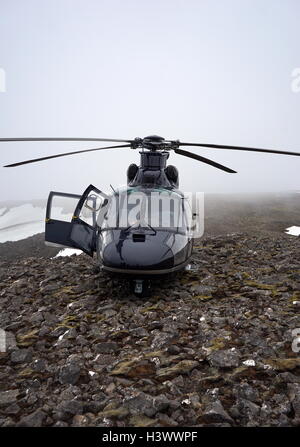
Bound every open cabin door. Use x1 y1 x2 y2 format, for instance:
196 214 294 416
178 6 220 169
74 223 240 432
45 184 108 256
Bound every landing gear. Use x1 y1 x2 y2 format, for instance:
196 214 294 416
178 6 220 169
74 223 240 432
131 279 152 297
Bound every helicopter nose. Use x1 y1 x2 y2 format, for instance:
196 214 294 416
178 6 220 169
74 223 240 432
102 238 174 271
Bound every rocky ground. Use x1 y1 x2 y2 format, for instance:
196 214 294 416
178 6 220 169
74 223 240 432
0 231 299 427
0 233 60 262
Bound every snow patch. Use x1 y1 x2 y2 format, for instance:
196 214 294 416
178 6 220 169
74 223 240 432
242 359 256 367
285 226 300 236
0 204 73 243
55 248 82 258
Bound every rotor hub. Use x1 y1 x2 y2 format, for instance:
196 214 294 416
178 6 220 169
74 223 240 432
132 135 179 151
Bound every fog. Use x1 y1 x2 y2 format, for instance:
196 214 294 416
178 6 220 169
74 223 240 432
0 0 300 201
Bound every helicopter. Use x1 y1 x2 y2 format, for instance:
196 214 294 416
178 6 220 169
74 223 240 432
2 134 300 295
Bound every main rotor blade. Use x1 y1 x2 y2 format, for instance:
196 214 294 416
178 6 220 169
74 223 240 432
4 144 131 167
174 148 237 173
179 142 300 157
0 137 133 143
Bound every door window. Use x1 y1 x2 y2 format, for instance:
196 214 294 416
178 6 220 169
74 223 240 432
46 192 80 222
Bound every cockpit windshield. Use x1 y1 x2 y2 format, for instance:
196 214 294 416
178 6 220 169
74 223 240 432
101 188 192 234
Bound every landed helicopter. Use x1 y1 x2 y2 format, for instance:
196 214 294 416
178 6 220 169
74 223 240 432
2 134 300 295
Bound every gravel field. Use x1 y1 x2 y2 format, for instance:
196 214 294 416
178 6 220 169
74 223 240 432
0 231 299 427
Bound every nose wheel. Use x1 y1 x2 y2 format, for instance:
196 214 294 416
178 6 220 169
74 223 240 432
131 279 151 297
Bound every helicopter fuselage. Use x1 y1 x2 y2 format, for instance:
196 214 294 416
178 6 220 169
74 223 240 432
45 183 194 278
45 146 196 281
97 186 194 277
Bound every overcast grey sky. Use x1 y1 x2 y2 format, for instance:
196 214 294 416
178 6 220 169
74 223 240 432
0 0 300 200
